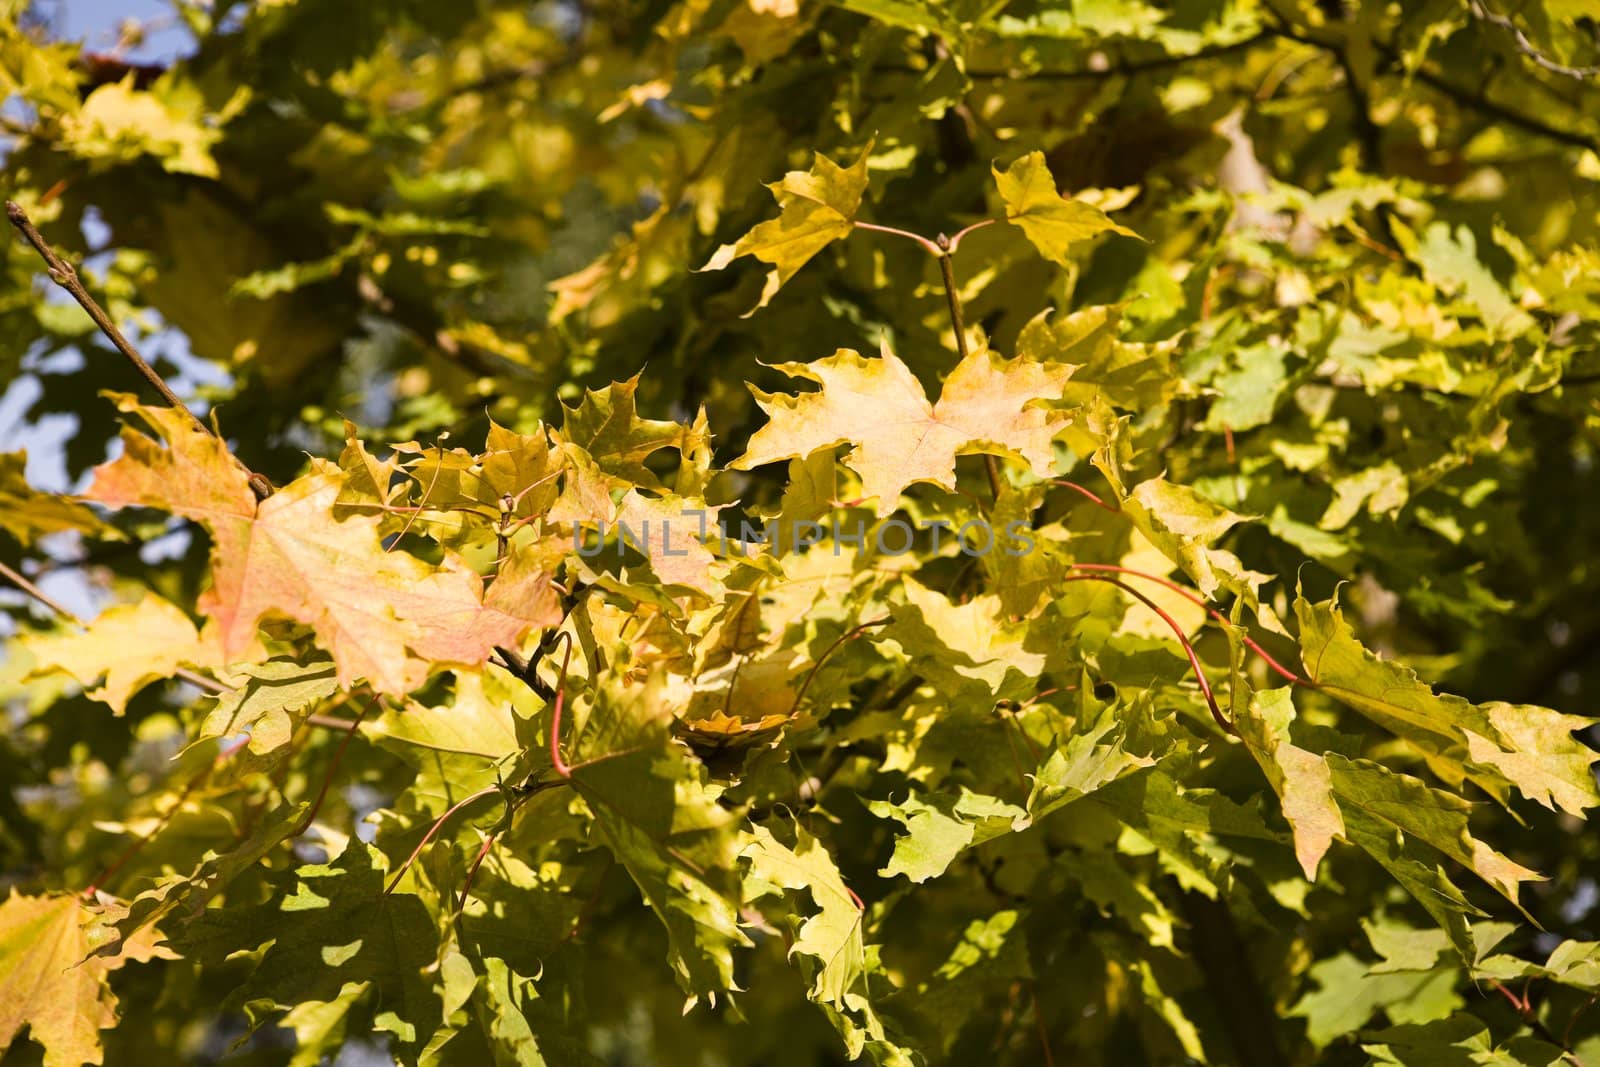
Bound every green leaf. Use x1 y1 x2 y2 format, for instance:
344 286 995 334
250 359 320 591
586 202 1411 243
196 658 340 754
1290 953 1463 1048
179 841 442 1056
868 789 1025 882
1327 755 1540 956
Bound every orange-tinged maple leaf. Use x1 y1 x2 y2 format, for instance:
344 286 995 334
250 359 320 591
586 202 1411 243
85 398 561 694
0 892 173 1067
732 339 1075 514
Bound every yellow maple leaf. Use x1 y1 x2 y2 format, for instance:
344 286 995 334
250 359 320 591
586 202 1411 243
993 151 1138 267
23 592 226 713
699 143 872 313
733 339 1075 514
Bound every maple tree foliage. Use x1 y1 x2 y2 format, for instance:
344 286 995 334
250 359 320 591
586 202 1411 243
2 0 1600 1065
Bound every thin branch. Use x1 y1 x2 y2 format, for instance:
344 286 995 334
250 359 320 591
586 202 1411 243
853 220 944 256
884 32 1274 82
1059 573 1235 733
384 786 500 895
4 201 273 501
294 696 377 837
1468 0 1600 80
1051 478 1119 513
0 557 83 623
1266 20 1598 153
1489 980 1590 1067
945 218 996 254
1066 562 1311 687
787 617 892 717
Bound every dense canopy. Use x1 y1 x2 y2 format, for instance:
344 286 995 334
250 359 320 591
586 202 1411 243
1 0 1599 1064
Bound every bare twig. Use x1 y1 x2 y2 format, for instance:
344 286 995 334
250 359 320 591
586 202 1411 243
1265 19 1598 154
853 220 943 256
1468 0 1600 80
932 232 1005 499
4 200 272 501
294 696 377 837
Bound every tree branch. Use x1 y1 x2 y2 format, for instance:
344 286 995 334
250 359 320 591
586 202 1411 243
1468 0 1600 81
4 201 273 501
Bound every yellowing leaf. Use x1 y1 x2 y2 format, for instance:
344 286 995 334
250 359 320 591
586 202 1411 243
1327 755 1542 937
993 151 1138 267
741 823 865 1004
60 76 225 178
733 339 1074 515
23 592 225 714
196 659 340 755
1122 476 1268 603
1238 687 1344 879
1298 593 1600 816
699 144 872 312
888 577 1048 701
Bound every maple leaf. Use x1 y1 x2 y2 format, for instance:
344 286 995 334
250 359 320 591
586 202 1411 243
732 339 1075 515
1121 476 1269 604
177 842 441 1057
993 151 1138 267
84 397 560 695
0 892 172 1067
1297 592 1600 816
23 592 225 713
699 143 872 313
868 790 1025 883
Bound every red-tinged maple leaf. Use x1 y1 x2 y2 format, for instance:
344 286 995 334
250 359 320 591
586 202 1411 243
85 396 561 694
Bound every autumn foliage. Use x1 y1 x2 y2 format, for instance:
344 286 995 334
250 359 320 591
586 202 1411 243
2 1 1600 1065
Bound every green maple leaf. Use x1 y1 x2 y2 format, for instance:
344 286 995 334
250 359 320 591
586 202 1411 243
868 789 1025 883
178 841 442 1056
